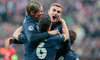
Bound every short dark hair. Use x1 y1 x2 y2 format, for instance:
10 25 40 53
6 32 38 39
38 16 51 32
69 30 77 44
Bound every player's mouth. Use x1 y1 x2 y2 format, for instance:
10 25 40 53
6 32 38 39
52 16 57 19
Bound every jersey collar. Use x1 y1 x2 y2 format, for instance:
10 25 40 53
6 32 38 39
26 15 38 22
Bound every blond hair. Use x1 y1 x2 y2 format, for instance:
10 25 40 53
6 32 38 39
50 3 63 9
26 1 41 15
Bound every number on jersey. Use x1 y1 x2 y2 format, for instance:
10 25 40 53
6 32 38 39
36 42 47 59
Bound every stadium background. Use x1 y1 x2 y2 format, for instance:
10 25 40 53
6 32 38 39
0 0 100 60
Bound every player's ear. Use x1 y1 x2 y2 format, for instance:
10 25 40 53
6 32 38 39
47 26 51 31
72 41 74 45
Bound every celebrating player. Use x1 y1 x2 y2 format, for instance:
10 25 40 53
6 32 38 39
8 1 59 60
28 15 69 60
8 2 70 60
56 30 79 60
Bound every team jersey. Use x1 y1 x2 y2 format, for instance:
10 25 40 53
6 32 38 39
58 50 79 60
51 22 72 60
52 22 79 60
18 15 51 60
17 15 70 60
55 39 71 60
64 50 79 60
28 34 65 60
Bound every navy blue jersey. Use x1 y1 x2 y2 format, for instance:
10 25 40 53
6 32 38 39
18 15 51 60
29 34 65 60
51 22 62 33
55 39 79 60
55 39 71 60
17 15 70 60
53 23 74 60
20 16 51 44
64 50 79 60
57 50 79 60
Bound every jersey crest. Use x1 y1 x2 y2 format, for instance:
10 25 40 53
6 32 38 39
28 26 34 31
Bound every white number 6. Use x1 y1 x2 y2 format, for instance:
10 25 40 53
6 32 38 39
36 42 47 59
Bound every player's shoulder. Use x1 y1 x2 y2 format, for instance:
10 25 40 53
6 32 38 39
23 21 36 32
51 34 64 39
71 50 78 56
67 50 79 59
47 34 64 42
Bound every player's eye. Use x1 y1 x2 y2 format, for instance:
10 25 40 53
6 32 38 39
53 9 56 12
57 11 61 14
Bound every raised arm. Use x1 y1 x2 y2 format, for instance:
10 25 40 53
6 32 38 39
59 18 69 42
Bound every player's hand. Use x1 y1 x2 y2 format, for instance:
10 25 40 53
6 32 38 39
57 16 64 22
52 16 63 24
8 37 14 45
48 28 59 35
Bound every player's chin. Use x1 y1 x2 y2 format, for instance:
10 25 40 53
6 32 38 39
39 15 42 18
52 20 57 23
38 15 42 19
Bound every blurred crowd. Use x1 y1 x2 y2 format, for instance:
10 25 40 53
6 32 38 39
0 0 100 60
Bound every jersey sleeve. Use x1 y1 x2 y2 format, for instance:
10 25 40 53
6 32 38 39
13 39 24 44
64 50 79 60
24 22 51 43
53 34 65 43
18 33 27 42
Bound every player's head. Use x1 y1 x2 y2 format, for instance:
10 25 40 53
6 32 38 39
48 3 63 23
38 16 51 32
26 1 43 20
69 30 77 45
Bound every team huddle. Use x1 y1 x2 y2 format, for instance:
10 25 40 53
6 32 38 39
8 1 79 60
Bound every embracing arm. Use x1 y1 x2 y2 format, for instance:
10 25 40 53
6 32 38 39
60 18 69 42
8 26 24 45
13 26 22 40
12 25 59 44
25 29 59 43
25 23 59 43
10 26 24 44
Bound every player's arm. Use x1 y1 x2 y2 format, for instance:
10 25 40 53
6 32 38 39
8 37 24 45
24 22 59 43
59 18 69 42
13 26 27 43
8 26 25 45
13 26 22 40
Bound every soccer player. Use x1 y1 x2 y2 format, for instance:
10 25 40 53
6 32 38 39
8 2 70 60
11 3 68 42
8 1 59 60
28 15 69 60
56 30 79 60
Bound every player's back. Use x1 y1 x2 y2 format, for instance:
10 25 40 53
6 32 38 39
64 50 79 60
29 34 64 60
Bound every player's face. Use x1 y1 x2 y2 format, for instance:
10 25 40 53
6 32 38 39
48 6 62 23
35 6 44 20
